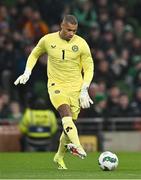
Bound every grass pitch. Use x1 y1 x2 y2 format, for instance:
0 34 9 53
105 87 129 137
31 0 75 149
0 152 141 179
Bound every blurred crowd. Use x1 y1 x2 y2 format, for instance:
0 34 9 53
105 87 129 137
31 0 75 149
1 0 141 121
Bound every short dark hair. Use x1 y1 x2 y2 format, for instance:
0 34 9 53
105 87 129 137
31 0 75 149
63 14 78 25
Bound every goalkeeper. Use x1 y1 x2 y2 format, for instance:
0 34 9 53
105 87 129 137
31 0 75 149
14 14 94 169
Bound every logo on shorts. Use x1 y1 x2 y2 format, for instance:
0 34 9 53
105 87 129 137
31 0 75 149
55 90 60 94
66 126 73 133
51 83 55 86
72 45 78 52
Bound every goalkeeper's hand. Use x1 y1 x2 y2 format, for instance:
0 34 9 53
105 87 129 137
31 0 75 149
79 83 93 109
14 68 31 85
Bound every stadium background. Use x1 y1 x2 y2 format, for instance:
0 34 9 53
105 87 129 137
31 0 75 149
0 0 141 152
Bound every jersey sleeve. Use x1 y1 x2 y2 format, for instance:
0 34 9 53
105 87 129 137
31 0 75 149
80 40 94 86
26 36 46 70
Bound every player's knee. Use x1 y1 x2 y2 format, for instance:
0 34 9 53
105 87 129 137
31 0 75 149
57 104 72 118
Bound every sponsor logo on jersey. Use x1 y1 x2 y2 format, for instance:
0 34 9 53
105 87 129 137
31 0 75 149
51 45 56 48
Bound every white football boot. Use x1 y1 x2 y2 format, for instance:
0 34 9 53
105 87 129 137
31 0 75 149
65 143 87 159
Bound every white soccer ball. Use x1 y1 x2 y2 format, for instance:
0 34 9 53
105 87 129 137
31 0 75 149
98 151 119 171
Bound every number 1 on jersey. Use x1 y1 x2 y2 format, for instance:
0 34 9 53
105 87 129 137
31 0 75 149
62 50 65 60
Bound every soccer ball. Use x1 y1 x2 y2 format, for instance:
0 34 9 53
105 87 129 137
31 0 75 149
98 151 118 171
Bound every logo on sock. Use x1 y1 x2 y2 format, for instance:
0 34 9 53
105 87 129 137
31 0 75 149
66 126 72 133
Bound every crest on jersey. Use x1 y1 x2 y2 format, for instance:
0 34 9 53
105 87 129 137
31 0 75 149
72 45 78 52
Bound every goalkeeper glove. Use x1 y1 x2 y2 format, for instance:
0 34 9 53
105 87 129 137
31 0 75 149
79 83 93 109
14 68 31 85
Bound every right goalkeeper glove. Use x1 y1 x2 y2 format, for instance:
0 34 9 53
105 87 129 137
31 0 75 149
79 83 93 109
14 68 31 85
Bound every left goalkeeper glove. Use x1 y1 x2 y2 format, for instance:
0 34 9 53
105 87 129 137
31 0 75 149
79 83 93 109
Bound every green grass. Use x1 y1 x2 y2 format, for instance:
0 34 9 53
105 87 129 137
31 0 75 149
0 152 141 179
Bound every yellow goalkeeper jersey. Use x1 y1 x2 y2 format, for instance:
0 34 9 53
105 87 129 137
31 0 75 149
26 32 94 90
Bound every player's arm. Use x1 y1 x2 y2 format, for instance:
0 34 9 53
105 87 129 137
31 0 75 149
80 40 94 108
81 40 94 86
14 36 46 85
